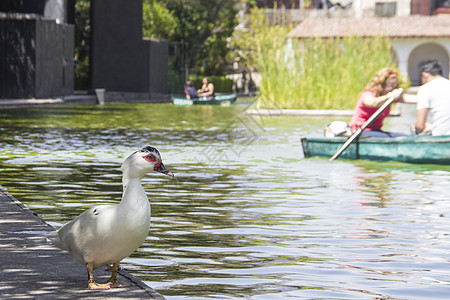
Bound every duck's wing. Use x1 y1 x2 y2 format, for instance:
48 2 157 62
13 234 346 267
51 205 117 263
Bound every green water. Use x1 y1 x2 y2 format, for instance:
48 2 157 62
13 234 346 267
1 100 450 299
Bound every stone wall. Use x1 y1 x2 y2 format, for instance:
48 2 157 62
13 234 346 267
0 14 74 98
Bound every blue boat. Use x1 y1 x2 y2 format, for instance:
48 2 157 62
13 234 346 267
301 135 450 165
172 94 237 106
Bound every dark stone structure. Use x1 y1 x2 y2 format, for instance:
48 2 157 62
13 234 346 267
0 0 168 99
0 13 74 98
147 38 169 96
0 0 75 99
0 0 75 23
90 0 168 97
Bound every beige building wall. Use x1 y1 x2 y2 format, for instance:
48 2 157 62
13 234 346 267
353 0 411 18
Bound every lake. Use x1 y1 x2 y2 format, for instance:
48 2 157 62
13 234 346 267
0 99 449 299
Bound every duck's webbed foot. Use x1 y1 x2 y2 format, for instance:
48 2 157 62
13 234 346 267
87 262 112 290
88 282 112 290
108 280 132 288
107 262 132 288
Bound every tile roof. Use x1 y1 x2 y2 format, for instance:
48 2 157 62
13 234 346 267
287 15 450 38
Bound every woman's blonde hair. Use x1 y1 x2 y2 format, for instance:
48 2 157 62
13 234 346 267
365 67 399 96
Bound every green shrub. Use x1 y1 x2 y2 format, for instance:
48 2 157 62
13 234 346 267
256 34 398 109
237 7 403 109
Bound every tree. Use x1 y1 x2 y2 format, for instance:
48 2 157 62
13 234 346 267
142 0 178 39
74 0 90 90
161 0 238 75
74 0 239 89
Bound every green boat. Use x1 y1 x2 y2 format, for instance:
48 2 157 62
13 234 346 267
172 94 237 106
301 135 450 165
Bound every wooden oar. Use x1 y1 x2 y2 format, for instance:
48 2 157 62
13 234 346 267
329 88 402 161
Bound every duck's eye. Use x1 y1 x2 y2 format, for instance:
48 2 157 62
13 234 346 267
143 154 156 162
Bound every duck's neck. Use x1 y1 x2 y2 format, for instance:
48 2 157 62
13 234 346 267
120 177 148 204
119 176 151 232
120 159 150 207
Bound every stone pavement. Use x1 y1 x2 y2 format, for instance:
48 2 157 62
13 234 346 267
0 185 165 299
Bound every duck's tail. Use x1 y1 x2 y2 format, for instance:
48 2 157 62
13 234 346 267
46 230 62 249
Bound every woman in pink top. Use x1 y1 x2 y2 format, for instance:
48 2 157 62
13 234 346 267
350 67 412 138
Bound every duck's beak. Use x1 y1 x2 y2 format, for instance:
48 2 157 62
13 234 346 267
155 162 174 177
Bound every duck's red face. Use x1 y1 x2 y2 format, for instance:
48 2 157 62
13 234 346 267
143 153 174 177
143 153 157 163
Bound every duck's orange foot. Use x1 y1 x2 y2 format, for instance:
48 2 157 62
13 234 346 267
108 280 132 288
88 282 112 290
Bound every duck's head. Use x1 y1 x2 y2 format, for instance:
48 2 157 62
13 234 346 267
121 146 174 179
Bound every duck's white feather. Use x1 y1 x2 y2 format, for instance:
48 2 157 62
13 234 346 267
50 147 170 270
52 179 150 269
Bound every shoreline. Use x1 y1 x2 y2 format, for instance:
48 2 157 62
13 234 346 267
0 91 171 108
0 185 165 299
0 93 401 118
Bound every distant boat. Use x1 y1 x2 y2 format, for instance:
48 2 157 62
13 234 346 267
301 135 450 165
172 94 237 106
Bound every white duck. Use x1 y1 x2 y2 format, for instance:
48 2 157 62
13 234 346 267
50 146 173 290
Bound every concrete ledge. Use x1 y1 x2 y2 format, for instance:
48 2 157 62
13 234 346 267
246 109 400 117
0 96 96 108
0 185 165 299
0 99 64 105
246 109 354 116
104 92 170 103
0 92 172 108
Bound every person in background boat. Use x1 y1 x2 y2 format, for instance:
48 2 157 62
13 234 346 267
349 67 416 138
412 59 450 136
184 81 198 100
197 77 215 97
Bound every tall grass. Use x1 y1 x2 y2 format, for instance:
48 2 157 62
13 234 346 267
253 17 397 109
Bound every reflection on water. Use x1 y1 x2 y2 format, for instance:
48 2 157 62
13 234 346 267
1 102 450 299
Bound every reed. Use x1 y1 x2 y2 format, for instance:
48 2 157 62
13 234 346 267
252 15 398 109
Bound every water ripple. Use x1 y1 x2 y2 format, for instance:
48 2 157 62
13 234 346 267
1 103 450 299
